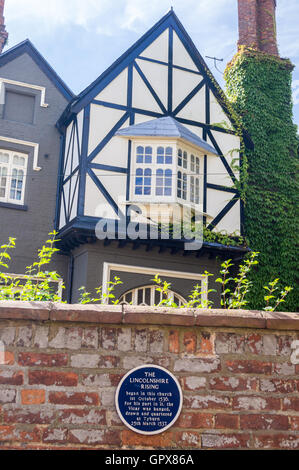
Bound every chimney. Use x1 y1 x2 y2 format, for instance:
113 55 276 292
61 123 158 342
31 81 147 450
0 0 8 54
238 0 279 56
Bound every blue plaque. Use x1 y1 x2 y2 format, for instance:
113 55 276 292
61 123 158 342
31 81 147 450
115 364 183 435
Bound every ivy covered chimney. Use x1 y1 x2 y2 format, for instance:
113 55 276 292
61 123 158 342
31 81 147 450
0 0 8 54
238 0 278 55
225 0 298 311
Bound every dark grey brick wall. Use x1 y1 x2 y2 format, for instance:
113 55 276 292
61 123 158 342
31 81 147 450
0 51 70 281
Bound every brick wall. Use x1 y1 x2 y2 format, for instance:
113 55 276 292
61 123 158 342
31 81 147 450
0 302 298 450
238 0 279 55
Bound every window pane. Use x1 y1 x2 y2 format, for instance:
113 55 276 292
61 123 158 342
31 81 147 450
191 155 195 172
10 168 24 201
178 149 182 167
136 146 152 164
13 155 26 166
183 151 188 169
0 166 7 198
0 153 9 164
196 157 200 175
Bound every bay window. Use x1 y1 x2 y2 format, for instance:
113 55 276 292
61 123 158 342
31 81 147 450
131 141 203 207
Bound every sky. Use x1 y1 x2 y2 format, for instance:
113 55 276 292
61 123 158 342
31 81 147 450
3 0 299 127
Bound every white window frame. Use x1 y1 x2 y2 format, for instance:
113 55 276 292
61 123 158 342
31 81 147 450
102 262 208 306
130 139 204 209
131 140 175 203
176 143 203 206
0 149 28 205
119 284 186 306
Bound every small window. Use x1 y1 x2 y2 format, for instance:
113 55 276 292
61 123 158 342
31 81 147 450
177 171 187 200
119 285 186 306
196 157 200 175
178 149 182 167
135 168 152 195
191 154 195 172
157 146 173 164
183 151 188 169
4 91 35 125
156 169 172 196
191 176 200 204
136 146 152 164
0 150 28 205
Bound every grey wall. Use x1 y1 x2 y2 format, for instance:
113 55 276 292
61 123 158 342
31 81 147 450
71 241 223 307
0 52 70 284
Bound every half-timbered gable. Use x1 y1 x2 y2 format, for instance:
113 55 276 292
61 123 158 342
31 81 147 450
57 9 243 239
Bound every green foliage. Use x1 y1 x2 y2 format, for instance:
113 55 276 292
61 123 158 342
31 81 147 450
0 232 64 302
153 252 292 311
78 277 123 305
0 234 294 311
215 252 292 311
225 48 299 311
151 273 215 309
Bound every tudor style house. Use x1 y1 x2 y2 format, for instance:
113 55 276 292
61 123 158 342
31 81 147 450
0 3 252 305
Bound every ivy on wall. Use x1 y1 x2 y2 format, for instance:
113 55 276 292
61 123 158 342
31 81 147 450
224 47 299 311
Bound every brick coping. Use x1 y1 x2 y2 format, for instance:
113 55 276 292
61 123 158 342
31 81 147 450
0 301 298 330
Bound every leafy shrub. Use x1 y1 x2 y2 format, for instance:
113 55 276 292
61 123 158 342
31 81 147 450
0 234 293 311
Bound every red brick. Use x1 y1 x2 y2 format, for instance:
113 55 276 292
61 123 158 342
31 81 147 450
240 414 289 430
18 352 68 367
259 378 295 394
215 414 239 430
226 360 272 374
43 428 68 444
184 394 231 410
29 370 78 387
232 396 281 411
182 376 206 391
49 392 99 406
122 430 173 448
174 431 200 448
21 390 45 405
0 370 24 385
177 412 214 429
100 328 117 350
277 336 294 356
0 351 14 365
253 434 299 450
198 333 214 354
14 427 41 443
69 429 121 446
237 0 278 55
202 433 250 449
98 355 120 368
109 374 123 387
290 417 299 431
282 397 299 412
58 409 106 426
210 376 257 392
4 408 55 424
183 331 197 354
168 330 179 353
247 334 263 354
0 425 15 441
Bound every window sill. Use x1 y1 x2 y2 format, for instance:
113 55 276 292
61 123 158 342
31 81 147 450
0 201 28 211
